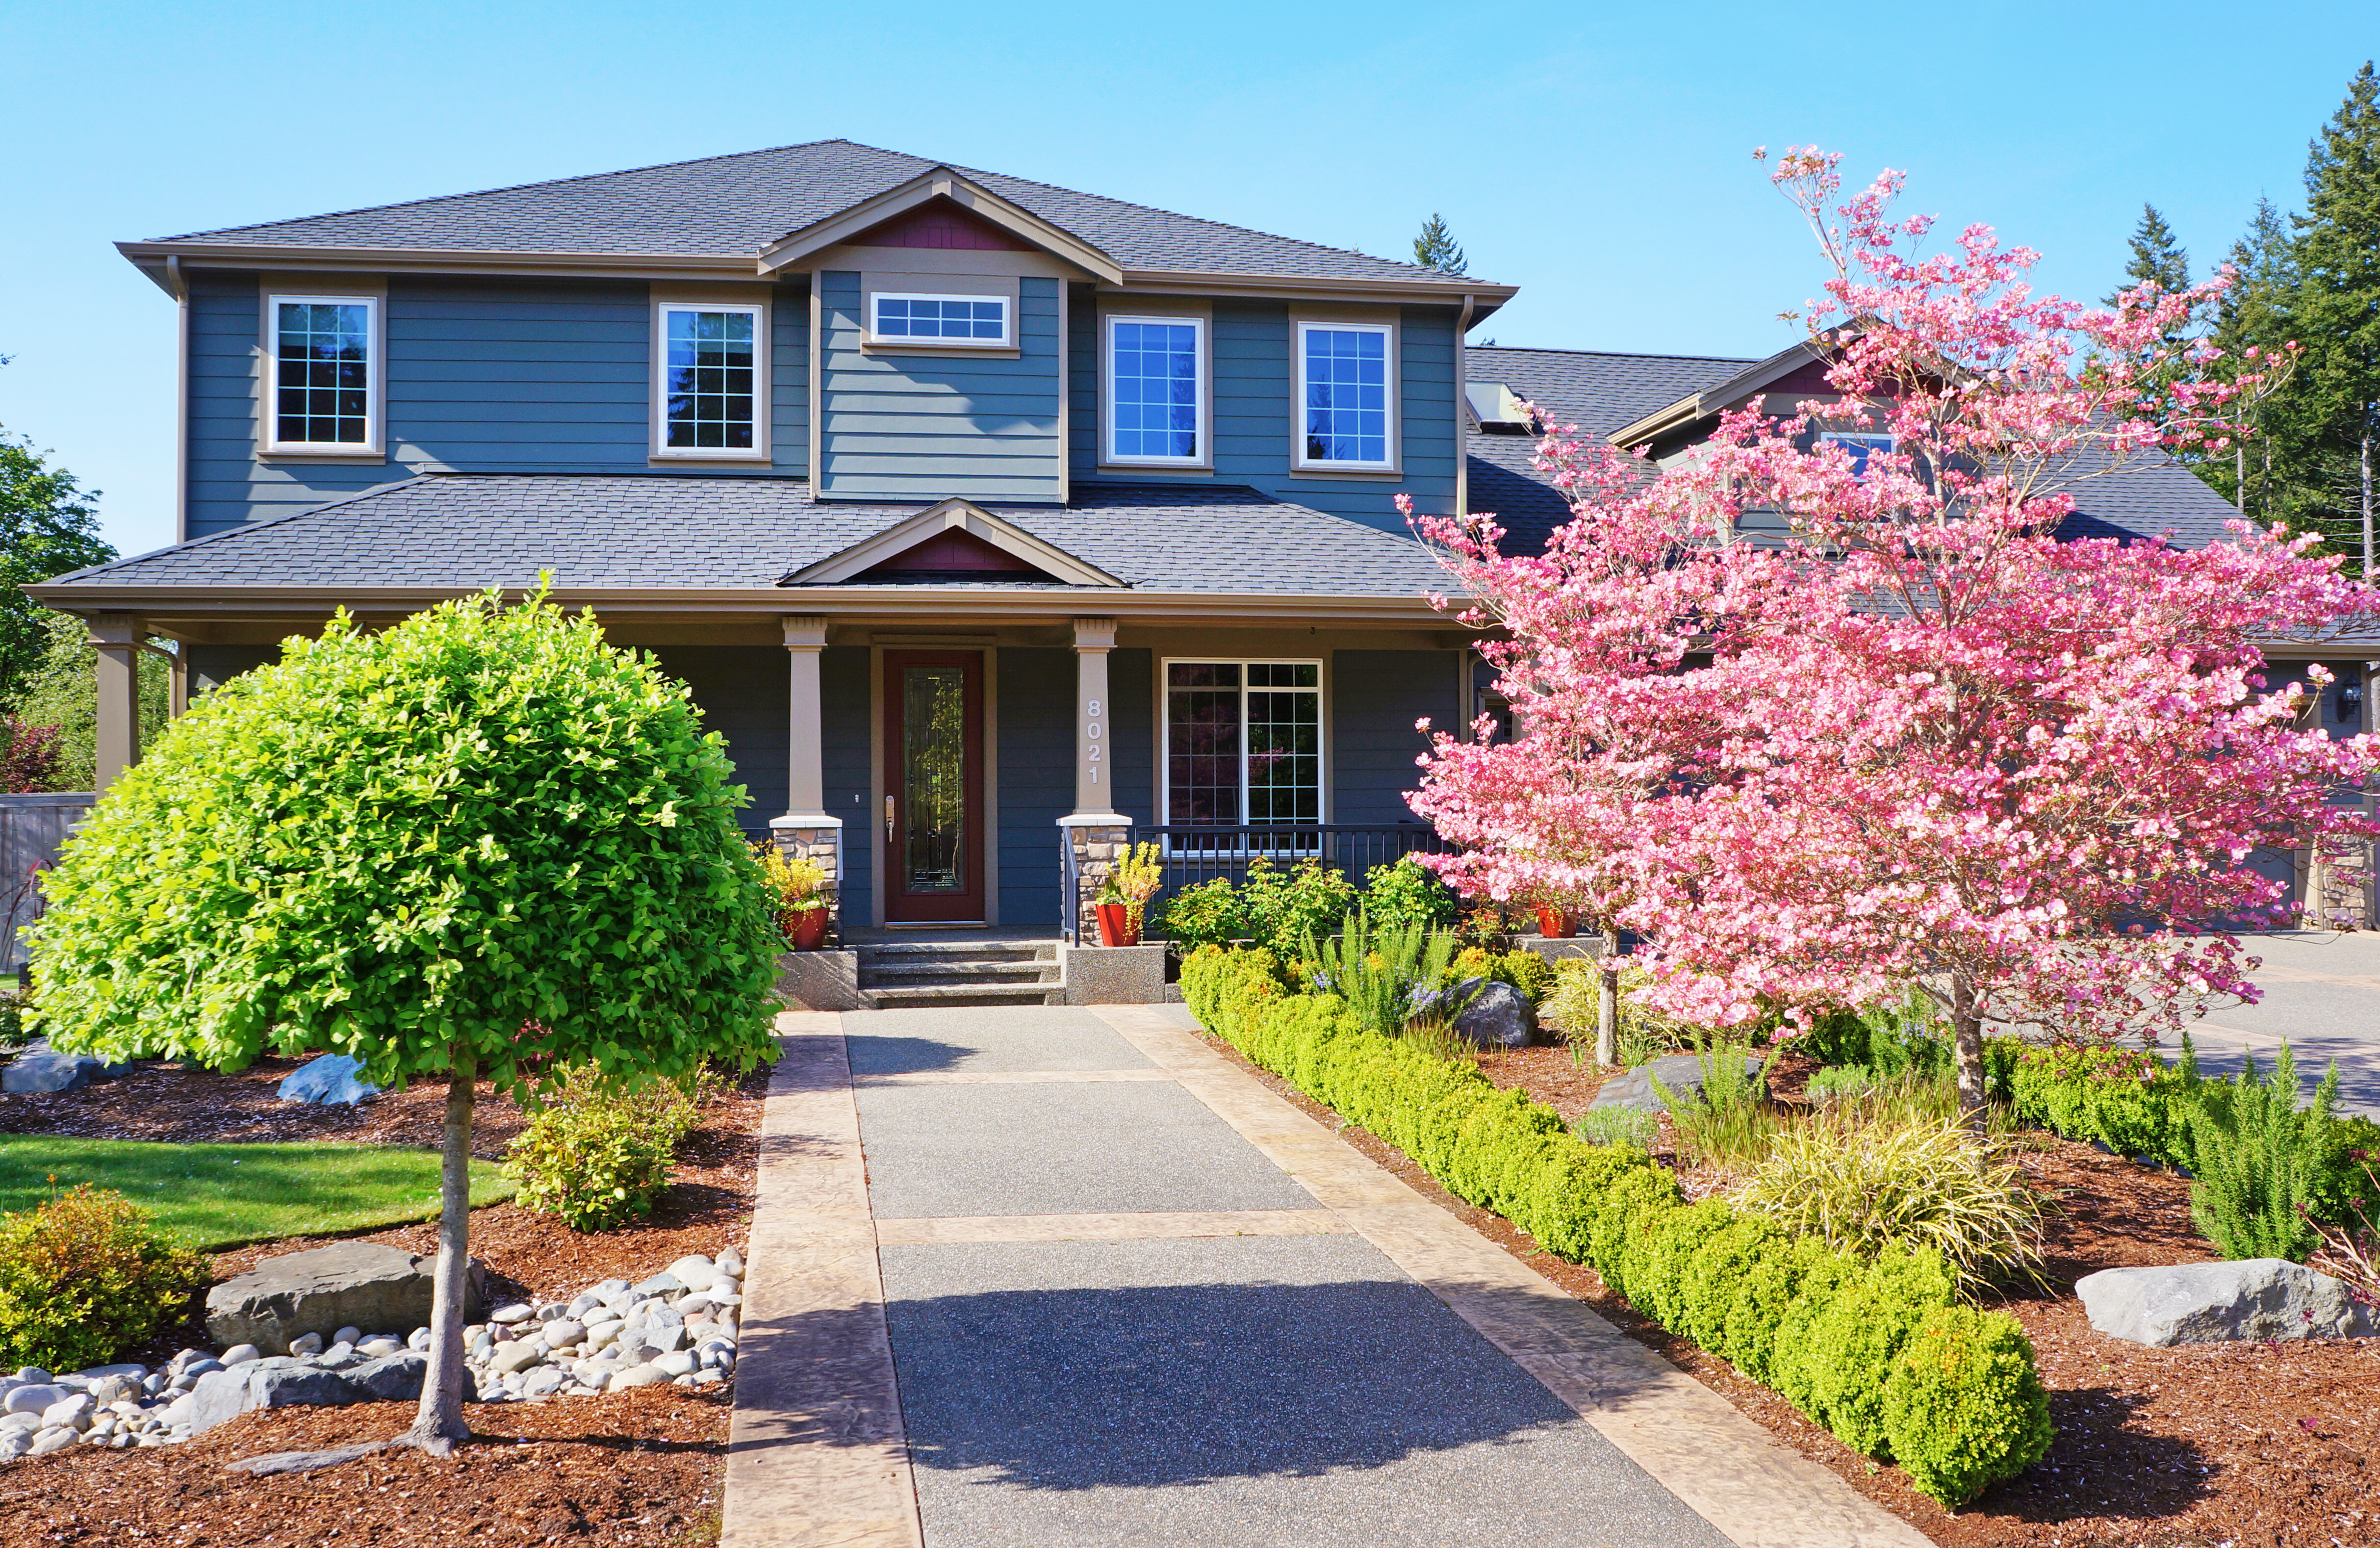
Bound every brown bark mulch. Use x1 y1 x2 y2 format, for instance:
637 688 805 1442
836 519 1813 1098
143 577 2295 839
0 1055 771 1544
1221 1027 2380 1548
0 1385 731 1545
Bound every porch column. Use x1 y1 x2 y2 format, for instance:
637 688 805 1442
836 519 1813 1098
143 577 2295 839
90 615 143 794
769 615 844 941
1059 618 1131 943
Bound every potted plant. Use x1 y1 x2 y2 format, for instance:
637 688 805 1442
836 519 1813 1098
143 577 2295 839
1096 842 1163 947
754 843 831 951
1528 889 1578 939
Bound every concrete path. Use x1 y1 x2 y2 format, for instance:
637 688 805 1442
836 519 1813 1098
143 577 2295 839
2171 933 2380 1118
725 1005 1928 1548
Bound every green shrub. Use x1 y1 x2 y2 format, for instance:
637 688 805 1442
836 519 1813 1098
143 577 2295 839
1806 1065 1877 1105
2311 1113 2380 1228
1883 1307 2055 1508
1303 907 1460 1038
2189 1042 2336 1261
502 1063 717 1231
1361 857 1459 932
1799 990 1952 1080
1244 857 1357 956
1153 876 1245 950
1575 1107 1658 1150
0 987 24 1053
0 1185 206 1372
1180 945 2049 1508
1650 1042 1782 1169
1733 1112 2048 1295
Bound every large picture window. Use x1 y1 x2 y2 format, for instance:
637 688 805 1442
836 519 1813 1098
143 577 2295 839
656 303 763 456
1164 660 1322 830
267 296 377 451
1106 315 1204 464
1295 321 1396 471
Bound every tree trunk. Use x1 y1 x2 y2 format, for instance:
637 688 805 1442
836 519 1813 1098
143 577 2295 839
401 1045 476 1453
2361 428 2373 582
2235 439 2246 514
1951 973 1988 1141
1596 928 1620 1068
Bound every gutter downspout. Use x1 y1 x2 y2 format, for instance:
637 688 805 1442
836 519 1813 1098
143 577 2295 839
166 256 189 544
1455 293 1474 518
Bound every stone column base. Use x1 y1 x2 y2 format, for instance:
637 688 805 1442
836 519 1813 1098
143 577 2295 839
769 814 845 944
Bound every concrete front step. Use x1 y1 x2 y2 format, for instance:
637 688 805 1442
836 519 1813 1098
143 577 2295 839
860 959 1057 983
859 940 1054 961
861 984 1063 1007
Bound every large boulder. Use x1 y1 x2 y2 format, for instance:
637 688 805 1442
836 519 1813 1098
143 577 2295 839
2077 1260 2379 1347
205 1242 486 1355
277 1054 380 1106
1408 978 1538 1050
1590 1052 1767 1114
177 1351 436 1434
1 1038 134 1095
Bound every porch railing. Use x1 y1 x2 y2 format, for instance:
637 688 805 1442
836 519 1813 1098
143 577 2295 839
1060 822 1448 947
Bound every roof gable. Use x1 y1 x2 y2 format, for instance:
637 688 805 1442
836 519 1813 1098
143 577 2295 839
781 498 1125 587
757 167 1123 284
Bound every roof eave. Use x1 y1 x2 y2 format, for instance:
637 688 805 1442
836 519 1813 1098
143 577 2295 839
1606 337 1833 449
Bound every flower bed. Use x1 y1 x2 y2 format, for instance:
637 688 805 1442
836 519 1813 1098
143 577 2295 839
1182 946 2055 1509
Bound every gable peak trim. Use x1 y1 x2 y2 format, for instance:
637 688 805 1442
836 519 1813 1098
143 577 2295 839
779 498 1126 588
758 167 1125 284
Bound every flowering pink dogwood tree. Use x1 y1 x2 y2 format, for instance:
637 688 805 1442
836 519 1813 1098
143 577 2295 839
1407 149 2380 1120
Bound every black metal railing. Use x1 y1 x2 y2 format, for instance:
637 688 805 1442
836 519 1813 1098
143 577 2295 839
1060 821 1449 946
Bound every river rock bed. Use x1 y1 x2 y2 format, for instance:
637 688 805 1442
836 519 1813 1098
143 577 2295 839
0 1248 743 1463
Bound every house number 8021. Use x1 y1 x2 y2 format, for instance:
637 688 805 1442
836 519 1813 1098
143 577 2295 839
1085 697 1101 784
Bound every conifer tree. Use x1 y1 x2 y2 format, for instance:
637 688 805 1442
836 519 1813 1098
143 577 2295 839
2106 203 2192 305
1413 213 1466 276
2293 61 2380 576
2207 198 2302 514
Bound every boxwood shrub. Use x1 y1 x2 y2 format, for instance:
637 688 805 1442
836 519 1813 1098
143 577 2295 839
1181 945 2054 1509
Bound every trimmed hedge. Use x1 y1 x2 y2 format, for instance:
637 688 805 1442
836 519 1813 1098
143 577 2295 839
1182 947 2053 1509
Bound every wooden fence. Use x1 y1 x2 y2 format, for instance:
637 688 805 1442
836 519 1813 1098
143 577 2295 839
3 793 94 972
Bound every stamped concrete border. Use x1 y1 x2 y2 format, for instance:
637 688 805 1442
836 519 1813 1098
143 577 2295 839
1092 1006 1932 1548
722 1012 921 1548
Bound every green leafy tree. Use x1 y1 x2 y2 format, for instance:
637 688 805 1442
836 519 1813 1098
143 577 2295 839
1413 213 1467 276
26 588 781 1451
2104 203 2192 306
2291 61 2380 576
0 425 115 709
7 610 170 791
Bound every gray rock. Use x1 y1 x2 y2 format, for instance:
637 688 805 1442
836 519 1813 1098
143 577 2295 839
609 1364 670 1392
590 1278 630 1298
220 1345 262 1367
14 1368 50 1384
0 1039 134 1095
181 1359 223 1378
489 1303 535 1325
332 1325 363 1348
519 1366 568 1398
1590 1052 1768 1114
29 1426 75 1455
0 1429 29 1460
70 1363 146 1382
276 1054 380 1106
407 1328 432 1352
184 1358 381 1435
357 1337 403 1358
567 1293 603 1318
653 1350 698 1377
2078 1259 2380 1346
287 1332 326 1357
345 1352 428 1402
205 1242 485 1354
490 1342 545 1377
716 1247 743 1279
314 1347 369 1372
2 1385 64 1417
41 1395 93 1431
1 1411 40 1434
665 1255 718 1292
631 1272 684 1298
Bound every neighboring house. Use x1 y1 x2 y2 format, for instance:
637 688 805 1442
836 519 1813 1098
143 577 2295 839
29 141 2370 935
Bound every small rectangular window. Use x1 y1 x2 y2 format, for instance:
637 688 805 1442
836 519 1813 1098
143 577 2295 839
1823 432 1894 478
1164 659 1322 831
1106 315 1203 464
1296 322 1394 470
871 292 1010 345
268 297 376 450
658 304 761 454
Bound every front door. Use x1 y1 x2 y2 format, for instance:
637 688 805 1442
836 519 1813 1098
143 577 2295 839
882 650 986 922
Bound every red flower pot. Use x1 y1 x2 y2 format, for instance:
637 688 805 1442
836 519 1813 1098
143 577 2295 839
1096 902 1140 948
1535 906 1576 939
786 907 829 951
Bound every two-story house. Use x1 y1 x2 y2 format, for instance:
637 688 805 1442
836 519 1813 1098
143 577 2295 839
33 140 2372 943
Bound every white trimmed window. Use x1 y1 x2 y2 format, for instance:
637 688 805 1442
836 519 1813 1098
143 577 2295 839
1164 660 1322 829
267 296 378 451
1295 321 1395 470
871 292 1011 346
656 303 764 455
1105 315 1204 464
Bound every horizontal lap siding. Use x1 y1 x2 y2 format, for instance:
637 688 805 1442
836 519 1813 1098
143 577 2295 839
186 276 812 538
1332 649 1456 826
820 646 872 919
997 648 1073 926
818 272 1061 503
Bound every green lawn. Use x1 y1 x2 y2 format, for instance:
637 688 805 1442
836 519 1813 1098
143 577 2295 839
0 1136 516 1250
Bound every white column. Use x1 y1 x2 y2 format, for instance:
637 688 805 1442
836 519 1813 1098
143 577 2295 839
90 615 143 794
770 615 844 940
1072 616 1125 819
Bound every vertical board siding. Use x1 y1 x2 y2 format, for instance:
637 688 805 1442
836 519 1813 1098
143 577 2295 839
996 648 1073 926
818 272 1062 503
186 275 812 538
645 647 790 840
1070 298 1462 534
819 645 873 921
1331 650 1457 826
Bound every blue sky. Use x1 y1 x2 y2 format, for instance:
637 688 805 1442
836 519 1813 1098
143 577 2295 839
0 0 2369 556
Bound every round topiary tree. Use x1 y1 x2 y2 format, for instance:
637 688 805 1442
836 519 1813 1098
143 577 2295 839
26 589 781 1452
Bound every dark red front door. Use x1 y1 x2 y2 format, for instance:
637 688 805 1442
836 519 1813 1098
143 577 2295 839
881 650 985 922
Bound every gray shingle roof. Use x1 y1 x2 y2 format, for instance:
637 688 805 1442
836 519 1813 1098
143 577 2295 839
1463 344 2252 555
47 475 1454 597
158 140 1456 284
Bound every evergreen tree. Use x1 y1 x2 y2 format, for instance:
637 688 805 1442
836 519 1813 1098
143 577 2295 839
1413 213 1466 276
2106 203 2192 304
2206 198 2302 514
2292 61 2380 577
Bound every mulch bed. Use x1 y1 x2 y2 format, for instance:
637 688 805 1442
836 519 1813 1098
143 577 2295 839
0 1055 772 1544
1209 1028 2380 1548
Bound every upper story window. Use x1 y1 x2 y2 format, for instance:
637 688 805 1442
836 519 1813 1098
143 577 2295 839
656 303 764 457
1822 432 1894 478
1295 321 1396 471
268 296 378 452
872 293 1010 346
1105 316 1204 465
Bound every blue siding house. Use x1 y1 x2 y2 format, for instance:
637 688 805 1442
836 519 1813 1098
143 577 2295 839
43 139 2335 941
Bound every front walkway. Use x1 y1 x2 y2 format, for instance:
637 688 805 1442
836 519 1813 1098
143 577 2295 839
723 1005 1927 1548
